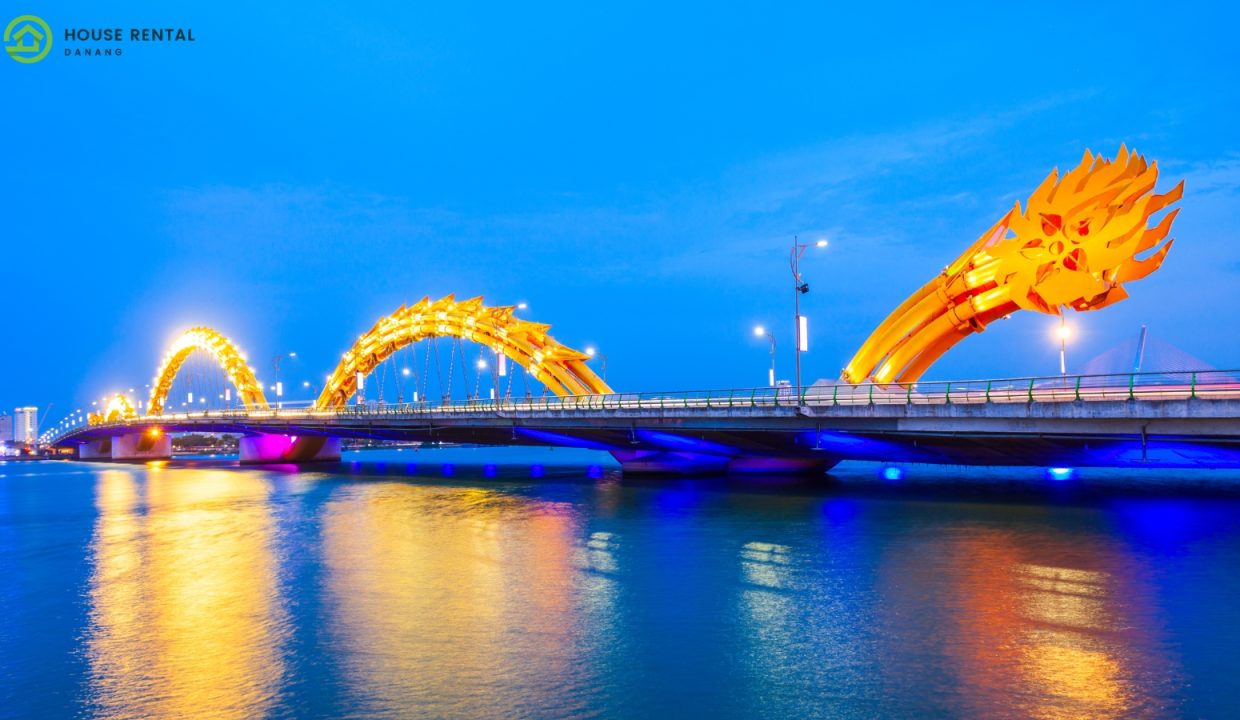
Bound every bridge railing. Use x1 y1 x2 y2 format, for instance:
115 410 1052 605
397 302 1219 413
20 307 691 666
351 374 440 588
518 369 1240 410
46 369 1240 444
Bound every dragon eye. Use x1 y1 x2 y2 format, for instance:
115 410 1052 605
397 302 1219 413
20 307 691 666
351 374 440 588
1075 219 1090 237
1040 213 1063 235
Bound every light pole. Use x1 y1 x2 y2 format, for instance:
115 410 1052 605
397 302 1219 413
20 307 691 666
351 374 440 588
753 325 776 387
1057 315 1071 377
302 380 321 406
399 366 411 404
272 352 296 409
790 237 828 403
475 358 488 400
585 346 608 382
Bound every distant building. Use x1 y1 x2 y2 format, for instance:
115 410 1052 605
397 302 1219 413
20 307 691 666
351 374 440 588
0 413 11 444
13 406 37 444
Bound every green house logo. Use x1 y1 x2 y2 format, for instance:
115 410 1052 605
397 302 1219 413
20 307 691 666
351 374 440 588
5 15 52 64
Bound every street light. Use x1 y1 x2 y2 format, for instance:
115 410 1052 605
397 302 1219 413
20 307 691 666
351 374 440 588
753 325 776 387
790 236 828 403
272 352 297 408
1057 315 1071 376
472 358 490 400
585 346 608 381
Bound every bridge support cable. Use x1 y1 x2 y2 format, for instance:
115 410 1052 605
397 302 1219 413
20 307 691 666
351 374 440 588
148 327 268 415
314 295 611 409
422 338 434 405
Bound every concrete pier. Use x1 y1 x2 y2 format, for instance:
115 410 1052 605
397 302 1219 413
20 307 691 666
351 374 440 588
77 431 171 461
239 434 341 465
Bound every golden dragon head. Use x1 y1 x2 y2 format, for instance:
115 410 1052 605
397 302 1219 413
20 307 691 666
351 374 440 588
989 146 1182 314
842 146 1184 385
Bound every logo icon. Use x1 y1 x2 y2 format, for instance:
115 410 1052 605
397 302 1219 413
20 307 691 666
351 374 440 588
5 15 52 64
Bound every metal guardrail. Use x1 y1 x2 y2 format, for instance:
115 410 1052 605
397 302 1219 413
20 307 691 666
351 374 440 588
47 369 1240 444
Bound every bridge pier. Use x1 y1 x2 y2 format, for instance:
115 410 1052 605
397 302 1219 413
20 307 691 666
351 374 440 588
610 449 837 476
77 432 172 462
78 438 112 460
239 434 341 465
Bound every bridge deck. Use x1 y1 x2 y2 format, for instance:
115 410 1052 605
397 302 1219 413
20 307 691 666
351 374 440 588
53 377 1240 469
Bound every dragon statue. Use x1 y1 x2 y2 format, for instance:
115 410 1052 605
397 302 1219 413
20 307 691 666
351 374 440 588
843 146 1184 385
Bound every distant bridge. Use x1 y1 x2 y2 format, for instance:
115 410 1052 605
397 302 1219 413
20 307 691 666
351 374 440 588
50 370 1240 474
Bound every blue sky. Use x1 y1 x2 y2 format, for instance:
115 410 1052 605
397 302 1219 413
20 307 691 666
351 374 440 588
4 1 1239 420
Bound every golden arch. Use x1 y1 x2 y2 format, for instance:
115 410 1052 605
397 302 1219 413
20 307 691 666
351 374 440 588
843 147 1184 385
317 295 612 408
148 327 269 415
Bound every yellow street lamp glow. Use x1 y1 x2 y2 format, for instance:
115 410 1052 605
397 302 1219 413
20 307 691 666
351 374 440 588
753 325 766 337
1057 324 1071 341
815 239 829 248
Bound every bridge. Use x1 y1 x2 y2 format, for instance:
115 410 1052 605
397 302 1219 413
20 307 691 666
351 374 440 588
43 147 1240 473
46 364 1240 473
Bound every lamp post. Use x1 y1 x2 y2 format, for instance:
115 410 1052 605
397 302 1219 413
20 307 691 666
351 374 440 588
302 379 320 407
753 325 776 387
272 352 296 409
585 346 608 382
1057 314 1071 377
790 237 828 403
398 366 411 405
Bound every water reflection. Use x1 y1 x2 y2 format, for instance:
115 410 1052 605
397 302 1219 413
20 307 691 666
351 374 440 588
926 523 1178 719
20 460 1227 718
85 467 285 719
740 541 792 590
321 482 593 718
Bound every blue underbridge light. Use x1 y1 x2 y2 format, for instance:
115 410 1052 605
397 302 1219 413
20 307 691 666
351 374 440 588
882 466 904 481
1046 467 1076 481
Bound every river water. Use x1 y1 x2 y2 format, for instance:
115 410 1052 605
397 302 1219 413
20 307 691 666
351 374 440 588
3 449 1240 719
